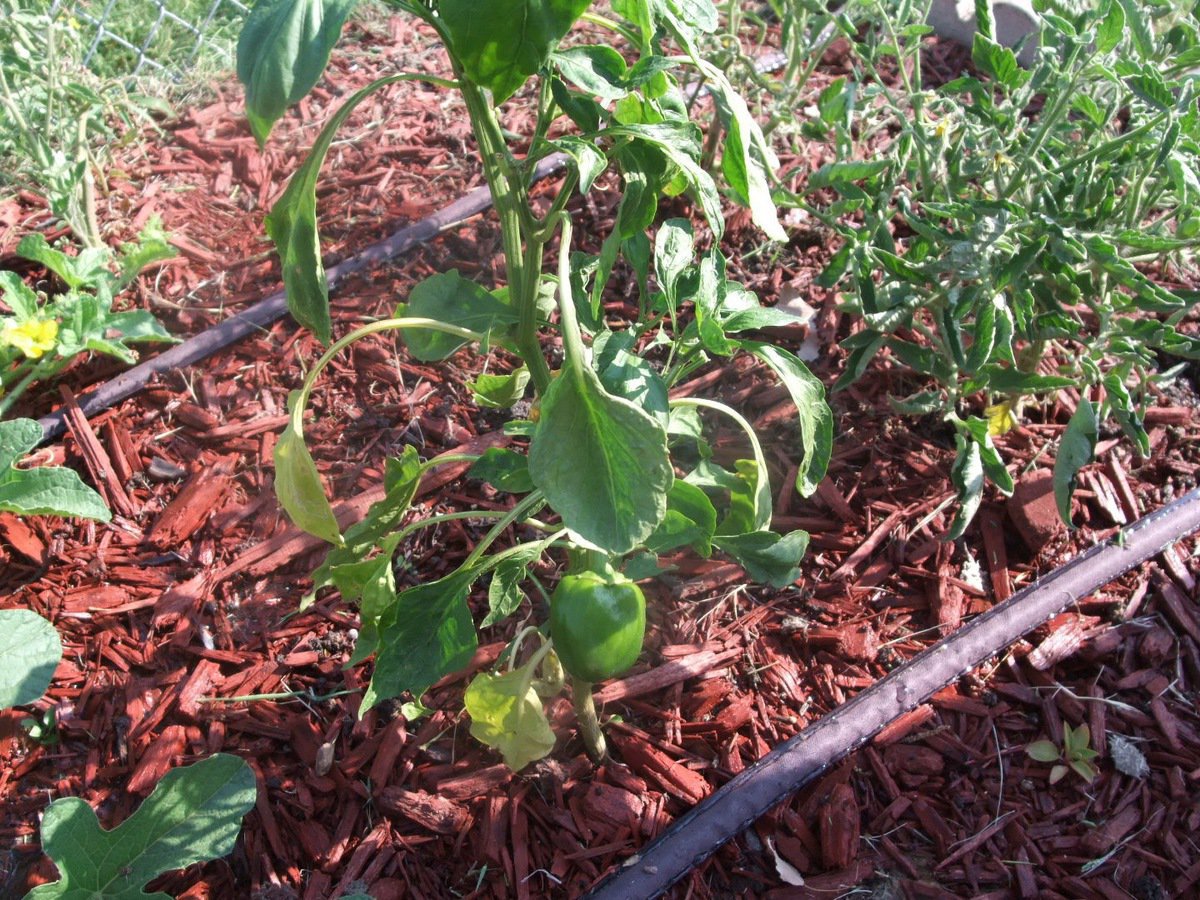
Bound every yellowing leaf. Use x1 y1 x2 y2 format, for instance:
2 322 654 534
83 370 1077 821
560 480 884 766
985 400 1018 436
465 667 556 771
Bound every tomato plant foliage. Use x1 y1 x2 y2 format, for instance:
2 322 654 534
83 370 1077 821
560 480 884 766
237 0 832 765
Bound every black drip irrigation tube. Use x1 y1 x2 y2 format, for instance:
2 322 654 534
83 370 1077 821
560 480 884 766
586 487 1200 899
35 154 567 446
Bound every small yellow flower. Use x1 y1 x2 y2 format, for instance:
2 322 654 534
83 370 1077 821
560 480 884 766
985 400 1018 437
991 151 1014 172
1 318 59 359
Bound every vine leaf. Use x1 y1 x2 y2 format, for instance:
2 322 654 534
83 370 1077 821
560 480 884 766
0 610 62 709
28 754 256 899
0 419 110 522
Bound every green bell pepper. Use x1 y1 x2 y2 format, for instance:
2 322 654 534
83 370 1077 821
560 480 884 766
550 570 646 683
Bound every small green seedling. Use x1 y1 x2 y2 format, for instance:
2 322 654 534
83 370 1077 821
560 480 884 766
1026 722 1100 785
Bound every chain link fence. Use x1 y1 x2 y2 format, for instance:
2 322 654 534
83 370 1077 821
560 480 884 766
49 0 249 78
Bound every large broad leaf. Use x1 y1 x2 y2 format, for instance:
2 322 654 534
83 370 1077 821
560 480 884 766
0 419 110 521
265 73 437 343
237 0 358 146
645 478 717 556
741 342 833 498
274 391 343 546
397 271 518 361
713 529 809 588
28 754 256 900
361 569 480 713
0 609 62 709
465 665 557 770
439 0 592 103
1054 399 1098 527
529 364 671 554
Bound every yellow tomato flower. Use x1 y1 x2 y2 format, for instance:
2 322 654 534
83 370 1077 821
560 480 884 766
985 400 1018 437
1 318 59 359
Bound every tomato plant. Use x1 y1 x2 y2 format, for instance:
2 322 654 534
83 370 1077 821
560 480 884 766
237 0 832 765
784 0 1200 536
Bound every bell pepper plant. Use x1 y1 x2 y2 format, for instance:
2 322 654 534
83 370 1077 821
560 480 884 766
237 0 833 766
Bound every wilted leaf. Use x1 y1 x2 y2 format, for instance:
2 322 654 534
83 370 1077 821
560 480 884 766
465 666 557 770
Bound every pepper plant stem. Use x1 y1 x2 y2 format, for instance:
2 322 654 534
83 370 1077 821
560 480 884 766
570 675 607 763
459 80 553 394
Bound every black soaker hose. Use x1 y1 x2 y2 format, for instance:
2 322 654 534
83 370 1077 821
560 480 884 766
36 154 567 445
585 487 1200 899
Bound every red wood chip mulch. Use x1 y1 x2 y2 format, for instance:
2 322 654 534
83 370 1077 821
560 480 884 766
3 16 1200 900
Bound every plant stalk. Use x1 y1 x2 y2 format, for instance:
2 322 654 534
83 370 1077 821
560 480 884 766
571 675 607 763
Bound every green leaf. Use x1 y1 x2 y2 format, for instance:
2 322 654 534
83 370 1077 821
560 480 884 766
0 610 62 709
265 73 436 344
610 122 725 239
551 45 628 100
645 478 717 556
593 330 670 426
237 0 358 146
654 218 694 314
469 367 530 408
970 366 1076 395
551 136 607 193
1096 0 1125 54
483 549 540 627
699 63 786 241
971 34 1027 90
1054 399 1098 527
741 342 833 498
947 431 984 540
465 665 556 770
16 234 90 289
0 271 39 319
529 363 671 554
274 392 343 546
361 569 480 713
0 419 110 521
959 417 1014 495
28 754 256 900
439 0 591 104
1026 739 1061 763
807 160 889 192
713 529 810 588
1103 373 1149 457
469 447 534 494
398 271 518 361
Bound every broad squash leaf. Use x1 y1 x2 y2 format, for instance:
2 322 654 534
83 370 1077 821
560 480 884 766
529 363 671 554
237 0 358 146
0 419 110 521
28 754 256 899
0 609 61 709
